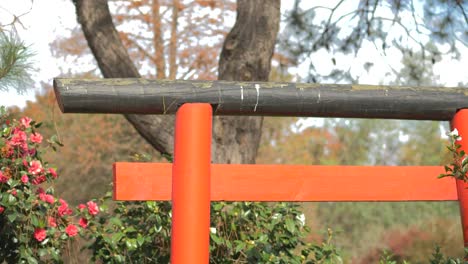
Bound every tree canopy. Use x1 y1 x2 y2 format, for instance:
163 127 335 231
280 0 467 84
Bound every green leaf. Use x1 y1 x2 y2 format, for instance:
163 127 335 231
211 234 223 245
125 226 137 233
285 218 296 233
113 254 125 263
31 215 40 227
38 248 47 257
111 232 124 244
50 249 60 261
49 135 64 147
125 238 138 251
225 240 232 249
146 201 156 209
7 212 17 222
110 217 123 227
462 156 468 166
26 256 38 264
7 179 19 188
137 234 145 246
153 225 162 233
235 241 246 252
212 202 224 211
7 193 16 203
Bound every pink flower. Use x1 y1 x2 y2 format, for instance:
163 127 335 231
87 201 99 216
20 143 28 153
12 127 22 134
30 132 43 144
36 187 45 194
65 224 78 237
79 218 88 228
31 175 46 185
59 198 67 206
45 195 54 204
20 117 32 128
39 193 55 204
38 192 46 201
28 148 36 156
0 206 4 214
11 189 17 196
28 160 43 175
78 204 86 210
0 171 7 183
34 228 47 242
10 130 27 146
58 199 72 217
48 217 57 228
21 175 29 183
48 168 58 179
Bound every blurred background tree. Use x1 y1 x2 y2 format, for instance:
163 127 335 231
51 0 235 80
279 0 466 84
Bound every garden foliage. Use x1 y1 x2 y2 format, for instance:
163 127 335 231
86 196 341 263
0 107 99 263
1 107 467 263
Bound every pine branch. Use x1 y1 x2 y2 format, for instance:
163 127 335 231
0 31 34 94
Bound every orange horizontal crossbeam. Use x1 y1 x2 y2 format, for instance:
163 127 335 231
113 163 457 202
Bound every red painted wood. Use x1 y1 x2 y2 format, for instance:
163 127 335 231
171 104 212 264
114 163 455 201
451 109 468 247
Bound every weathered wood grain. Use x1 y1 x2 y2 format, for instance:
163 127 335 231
54 78 468 120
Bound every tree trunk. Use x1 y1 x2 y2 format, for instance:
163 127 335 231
74 0 174 156
215 0 280 163
72 0 280 163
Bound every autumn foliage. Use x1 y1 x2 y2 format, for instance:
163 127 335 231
52 0 236 80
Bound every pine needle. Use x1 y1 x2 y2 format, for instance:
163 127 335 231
0 30 34 94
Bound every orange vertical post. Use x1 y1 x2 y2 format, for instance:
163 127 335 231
171 103 212 263
451 109 468 247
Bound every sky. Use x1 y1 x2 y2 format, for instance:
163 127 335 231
0 0 467 108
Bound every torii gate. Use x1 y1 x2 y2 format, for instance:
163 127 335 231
54 78 468 263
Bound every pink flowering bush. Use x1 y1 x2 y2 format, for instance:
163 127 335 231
0 107 99 263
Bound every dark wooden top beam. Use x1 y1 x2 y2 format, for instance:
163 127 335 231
53 78 468 120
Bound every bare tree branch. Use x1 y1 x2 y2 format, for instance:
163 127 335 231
169 0 179 79
151 0 166 79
